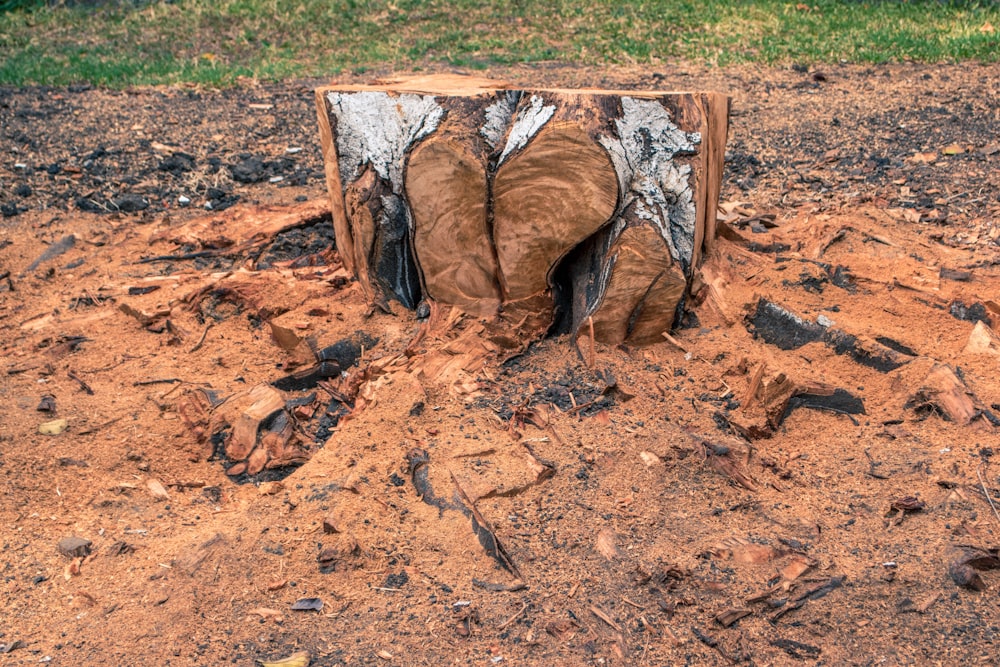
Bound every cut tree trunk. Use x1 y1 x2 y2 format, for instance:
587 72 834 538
316 74 729 345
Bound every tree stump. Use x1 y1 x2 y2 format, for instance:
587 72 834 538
316 74 729 346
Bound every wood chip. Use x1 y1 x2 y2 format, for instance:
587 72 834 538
590 605 622 632
57 536 92 558
595 527 623 561
714 608 751 628
779 555 814 583
248 607 284 621
146 477 170 501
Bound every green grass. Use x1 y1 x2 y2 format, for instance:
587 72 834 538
1 0 998 87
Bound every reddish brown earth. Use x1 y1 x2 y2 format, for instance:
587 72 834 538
1 62 999 666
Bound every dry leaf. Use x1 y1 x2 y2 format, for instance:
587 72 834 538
269 322 301 350
916 592 941 613
595 527 623 561
592 409 611 425
451 471 522 577
248 607 284 621
258 650 310 667
948 548 1000 591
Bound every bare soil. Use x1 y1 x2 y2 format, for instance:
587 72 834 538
2 62 999 666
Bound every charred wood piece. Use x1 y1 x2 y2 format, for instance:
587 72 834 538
749 299 913 372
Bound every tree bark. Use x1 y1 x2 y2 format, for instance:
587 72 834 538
316 75 729 345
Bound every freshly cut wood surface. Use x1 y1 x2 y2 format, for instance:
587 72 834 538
315 75 730 345
406 95 505 317
408 139 499 317
364 73 510 96
493 121 618 328
588 225 687 346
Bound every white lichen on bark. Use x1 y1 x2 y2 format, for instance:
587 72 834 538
599 97 701 271
481 91 522 153
499 95 555 164
326 91 444 192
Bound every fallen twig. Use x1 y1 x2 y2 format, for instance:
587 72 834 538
590 605 622 632
472 578 527 592
137 250 224 264
67 369 95 395
498 603 529 630
189 323 213 353
133 378 182 386
977 465 1000 526
77 416 123 435
691 627 733 664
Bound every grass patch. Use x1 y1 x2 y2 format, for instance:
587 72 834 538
1 0 998 87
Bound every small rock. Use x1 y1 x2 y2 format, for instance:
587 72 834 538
258 481 284 496
177 195 191 206
205 190 239 212
157 152 195 174
112 194 149 213
949 561 985 590
76 196 106 213
317 534 361 573
231 155 266 183
58 536 92 558
290 597 323 611
639 450 661 467
38 418 67 435
322 514 341 534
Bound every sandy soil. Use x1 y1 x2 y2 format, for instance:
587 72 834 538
1 62 999 666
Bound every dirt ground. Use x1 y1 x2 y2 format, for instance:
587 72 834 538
2 61 1000 666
